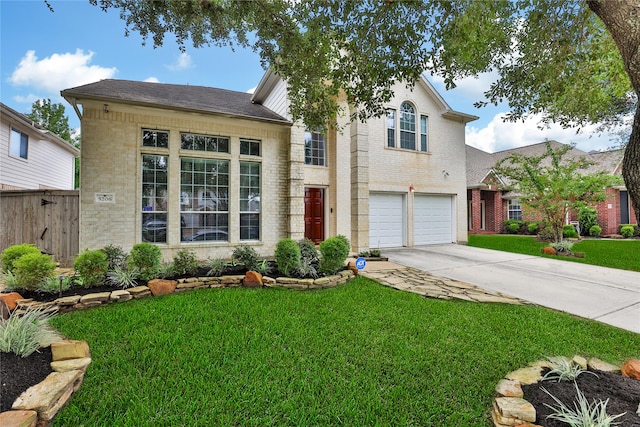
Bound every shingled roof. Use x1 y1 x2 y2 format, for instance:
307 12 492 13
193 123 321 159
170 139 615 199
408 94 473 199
61 79 290 125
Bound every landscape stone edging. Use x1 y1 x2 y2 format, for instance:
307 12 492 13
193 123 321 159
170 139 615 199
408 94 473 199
0 339 91 427
1 271 354 426
491 356 624 427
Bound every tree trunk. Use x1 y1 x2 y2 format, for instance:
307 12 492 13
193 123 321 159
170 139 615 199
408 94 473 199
588 0 640 223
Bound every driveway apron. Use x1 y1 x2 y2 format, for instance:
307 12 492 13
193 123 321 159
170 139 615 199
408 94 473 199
380 244 640 334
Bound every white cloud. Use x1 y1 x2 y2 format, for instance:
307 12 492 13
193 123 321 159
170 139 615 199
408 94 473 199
466 112 619 153
430 70 498 103
144 77 160 83
13 93 40 104
166 52 193 71
246 86 256 94
9 50 117 95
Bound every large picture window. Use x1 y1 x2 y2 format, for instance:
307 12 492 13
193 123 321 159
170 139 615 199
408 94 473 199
10 128 28 159
239 161 260 240
141 155 168 243
180 158 229 242
304 130 326 166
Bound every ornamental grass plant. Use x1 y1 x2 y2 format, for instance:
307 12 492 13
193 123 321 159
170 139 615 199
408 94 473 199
0 306 61 357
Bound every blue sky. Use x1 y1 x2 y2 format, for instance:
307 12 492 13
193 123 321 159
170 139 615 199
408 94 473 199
1 0 625 153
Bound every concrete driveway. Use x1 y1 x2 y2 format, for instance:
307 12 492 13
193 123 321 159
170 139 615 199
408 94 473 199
382 244 640 334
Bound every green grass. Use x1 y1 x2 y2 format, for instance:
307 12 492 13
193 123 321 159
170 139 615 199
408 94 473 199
50 278 639 426
468 234 640 272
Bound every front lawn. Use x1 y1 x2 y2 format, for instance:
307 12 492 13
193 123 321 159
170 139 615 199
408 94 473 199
468 234 640 272
51 278 639 426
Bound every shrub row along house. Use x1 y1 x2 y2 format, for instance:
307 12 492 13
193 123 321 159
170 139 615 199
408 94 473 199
466 141 635 236
60 71 478 259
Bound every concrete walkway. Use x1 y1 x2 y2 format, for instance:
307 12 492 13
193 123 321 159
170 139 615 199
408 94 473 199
359 245 640 334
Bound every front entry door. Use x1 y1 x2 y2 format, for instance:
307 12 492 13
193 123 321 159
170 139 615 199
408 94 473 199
304 188 324 243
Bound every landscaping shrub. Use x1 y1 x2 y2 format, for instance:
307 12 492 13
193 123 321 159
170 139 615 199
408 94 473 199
172 249 200 276
0 270 20 291
508 222 520 234
319 236 350 275
275 238 301 277
1 244 41 273
206 257 226 277
0 306 61 357
74 249 109 288
589 225 602 238
13 252 56 291
549 240 574 254
527 222 539 235
562 224 579 238
129 243 162 281
102 244 128 270
232 244 260 270
106 266 139 289
620 225 635 238
578 207 598 237
39 275 73 294
369 248 381 257
618 224 639 237
298 238 319 264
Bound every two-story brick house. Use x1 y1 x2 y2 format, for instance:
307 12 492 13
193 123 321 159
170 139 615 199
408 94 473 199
61 71 477 260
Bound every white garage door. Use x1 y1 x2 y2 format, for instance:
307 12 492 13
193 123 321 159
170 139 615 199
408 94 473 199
369 193 404 248
414 195 454 245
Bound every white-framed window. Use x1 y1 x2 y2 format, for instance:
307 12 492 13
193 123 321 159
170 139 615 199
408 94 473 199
142 129 169 148
240 139 261 156
239 161 260 240
10 128 28 159
180 158 229 242
304 130 326 166
386 103 428 152
508 199 522 221
386 109 396 148
141 154 169 243
181 133 229 153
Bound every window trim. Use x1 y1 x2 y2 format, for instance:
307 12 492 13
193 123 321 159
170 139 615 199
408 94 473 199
239 160 261 241
508 199 523 221
385 102 429 153
10 127 28 160
304 130 326 167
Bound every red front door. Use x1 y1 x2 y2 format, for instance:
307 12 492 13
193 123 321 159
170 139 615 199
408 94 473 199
304 188 324 243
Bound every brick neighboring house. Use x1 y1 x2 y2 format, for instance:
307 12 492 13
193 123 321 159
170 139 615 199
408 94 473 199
61 71 477 260
0 102 79 190
466 141 636 235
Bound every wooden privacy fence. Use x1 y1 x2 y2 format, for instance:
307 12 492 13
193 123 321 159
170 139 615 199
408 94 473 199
0 190 79 267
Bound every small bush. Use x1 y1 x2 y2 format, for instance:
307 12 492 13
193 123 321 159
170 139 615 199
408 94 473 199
527 222 539 235
335 234 351 251
296 257 319 279
232 245 260 270
589 225 602 238
578 207 598 237
275 238 301 277
550 240 574 254
14 252 56 291
106 266 139 289
0 270 20 291
172 249 200 276
102 244 128 270
74 249 109 288
298 238 319 263
318 236 350 275
253 259 272 275
508 222 520 234
39 275 73 294
1 244 41 273
129 243 162 281
620 225 635 238
618 224 639 237
562 225 579 238
0 306 62 357
206 257 226 277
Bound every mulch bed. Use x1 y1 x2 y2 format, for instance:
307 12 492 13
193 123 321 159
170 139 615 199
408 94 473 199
1 347 53 412
522 368 640 426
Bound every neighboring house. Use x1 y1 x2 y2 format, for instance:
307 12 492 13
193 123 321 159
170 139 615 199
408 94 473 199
0 102 79 190
61 72 477 260
466 141 636 235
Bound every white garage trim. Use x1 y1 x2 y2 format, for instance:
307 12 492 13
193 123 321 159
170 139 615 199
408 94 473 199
414 195 454 245
369 193 405 248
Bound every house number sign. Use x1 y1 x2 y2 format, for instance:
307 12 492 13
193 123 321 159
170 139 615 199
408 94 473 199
95 193 115 203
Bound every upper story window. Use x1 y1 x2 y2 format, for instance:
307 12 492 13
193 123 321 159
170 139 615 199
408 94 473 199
240 139 261 156
181 133 229 153
304 130 326 166
10 128 28 159
142 129 169 148
386 102 429 153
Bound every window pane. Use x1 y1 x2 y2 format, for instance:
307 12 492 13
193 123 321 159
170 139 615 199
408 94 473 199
181 133 230 153
420 115 428 152
141 155 168 243
508 200 522 221
304 131 326 166
386 109 395 148
240 139 261 156
10 128 28 159
399 103 416 150
240 161 260 240
142 129 169 148
180 157 229 242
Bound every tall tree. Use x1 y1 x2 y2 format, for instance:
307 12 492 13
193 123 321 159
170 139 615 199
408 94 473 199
495 142 620 243
85 0 639 220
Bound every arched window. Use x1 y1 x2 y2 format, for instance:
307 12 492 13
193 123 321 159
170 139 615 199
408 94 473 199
399 102 416 150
